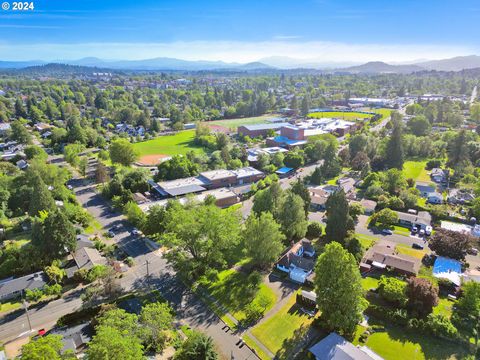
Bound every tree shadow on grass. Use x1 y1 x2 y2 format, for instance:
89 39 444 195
274 322 325 360
367 316 469 360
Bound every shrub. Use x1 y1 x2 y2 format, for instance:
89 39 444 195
426 313 458 339
86 265 109 283
378 276 408 307
306 221 323 239
25 288 44 302
44 284 62 297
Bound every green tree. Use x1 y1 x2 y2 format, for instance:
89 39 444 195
139 302 175 353
32 210 76 259
11 119 32 144
452 281 480 345
252 181 284 216
243 212 285 268
174 330 218 360
314 242 367 335
20 334 75 360
276 192 308 240
406 277 439 317
378 276 408 306
45 261 66 284
290 179 311 216
109 138 139 166
28 173 56 216
124 201 146 229
325 190 354 245
87 326 144 360
385 113 404 170
156 154 199 181
408 115 431 136
321 142 341 179
370 208 398 228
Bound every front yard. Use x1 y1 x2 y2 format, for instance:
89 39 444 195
403 161 431 182
251 292 314 357
198 268 276 323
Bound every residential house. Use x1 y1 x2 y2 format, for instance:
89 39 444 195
310 187 330 210
66 247 107 278
76 234 94 250
396 210 432 230
0 272 47 301
448 189 475 205
309 332 383 360
51 322 92 355
427 192 443 204
362 241 421 276
416 182 436 198
276 239 316 284
441 221 480 238
338 177 357 197
430 168 447 183
33 122 52 133
358 199 377 215
0 123 11 136
16 159 28 170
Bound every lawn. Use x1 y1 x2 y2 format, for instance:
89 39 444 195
356 233 377 249
403 161 431 182
392 225 412 236
0 300 21 314
308 111 373 120
251 292 314 356
361 276 380 291
204 114 278 130
84 218 103 235
199 269 276 322
433 297 454 318
132 130 205 156
395 243 427 259
355 323 467 360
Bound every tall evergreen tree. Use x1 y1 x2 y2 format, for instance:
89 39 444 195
314 242 367 335
28 173 55 216
385 113 404 170
321 142 341 179
325 190 354 244
277 192 308 240
290 179 311 216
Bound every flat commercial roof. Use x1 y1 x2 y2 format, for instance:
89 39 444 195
164 184 206 197
231 166 263 178
199 169 236 181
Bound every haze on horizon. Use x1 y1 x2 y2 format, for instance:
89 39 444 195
0 0 479 65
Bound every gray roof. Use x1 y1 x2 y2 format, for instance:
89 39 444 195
309 333 381 360
72 247 107 271
51 322 92 353
396 210 432 226
165 184 206 196
0 272 47 299
240 122 290 131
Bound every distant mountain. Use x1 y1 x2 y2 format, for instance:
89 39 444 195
0 60 45 69
416 55 480 72
339 61 423 74
6 63 119 75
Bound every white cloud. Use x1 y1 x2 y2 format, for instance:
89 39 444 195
0 40 475 64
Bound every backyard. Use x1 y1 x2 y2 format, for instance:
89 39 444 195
354 322 467 360
403 160 431 182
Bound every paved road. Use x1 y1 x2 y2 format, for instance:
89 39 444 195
0 178 258 359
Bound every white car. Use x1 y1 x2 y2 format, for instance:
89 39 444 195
131 228 142 236
425 226 432 236
419 229 425 236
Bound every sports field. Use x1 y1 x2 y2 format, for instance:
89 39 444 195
308 108 391 121
203 114 278 130
133 130 205 165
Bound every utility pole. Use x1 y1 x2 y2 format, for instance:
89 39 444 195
145 258 151 277
22 296 32 332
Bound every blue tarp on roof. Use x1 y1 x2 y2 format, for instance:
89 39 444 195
433 257 462 275
276 167 294 174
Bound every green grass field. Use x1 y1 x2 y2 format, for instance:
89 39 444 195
204 114 278 130
199 269 276 322
402 161 431 182
132 130 205 156
251 293 314 356
361 276 380 291
308 111 373 120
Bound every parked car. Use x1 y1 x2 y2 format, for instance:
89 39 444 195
412 243 424 250
425 226 432 236
131 228 142 236
106 230 115 238
419 229 425 236
411 226 418 234
468 247 479 256
382 229 393 235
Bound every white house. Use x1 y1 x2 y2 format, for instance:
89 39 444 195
427 192 443 204
276 239 315 284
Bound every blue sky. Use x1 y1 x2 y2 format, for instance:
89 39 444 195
0 0 478 63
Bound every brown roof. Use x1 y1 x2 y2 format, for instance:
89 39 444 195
310 187 329 206
364 241 421 275
277 239 315 271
